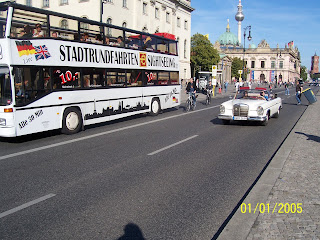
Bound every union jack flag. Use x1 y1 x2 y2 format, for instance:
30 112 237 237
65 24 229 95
34 45 51 61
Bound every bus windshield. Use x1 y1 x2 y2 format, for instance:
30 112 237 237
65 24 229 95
0 67 12 106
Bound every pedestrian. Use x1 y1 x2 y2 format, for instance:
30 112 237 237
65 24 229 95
295 80 303 105
235 81 240 92
224 81 228 93
285 82 290 95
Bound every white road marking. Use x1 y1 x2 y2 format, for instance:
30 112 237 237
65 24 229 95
0 105 219 161
148 135 199 156
0 193 56 219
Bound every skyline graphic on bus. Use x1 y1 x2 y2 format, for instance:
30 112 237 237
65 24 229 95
85 101 148 120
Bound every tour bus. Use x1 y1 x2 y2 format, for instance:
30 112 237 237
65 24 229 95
0 2 180 137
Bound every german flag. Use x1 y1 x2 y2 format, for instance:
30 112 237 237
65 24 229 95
15 40 37 57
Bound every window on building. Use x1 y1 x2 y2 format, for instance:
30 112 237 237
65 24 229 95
106 18 112 36
60 0 68 5
122 0 127 8
43 0 49 7
279 61 284 69
143 3 147 15
261 61 265 68
60 19 68 29
184 20 188 30
80 17 89 31
166 12 170 23
177 17 181 27
26 0 32 6
251 61 255 68
155 7 159 19
271 61 275 68
184 39 187 58
106 0 113 3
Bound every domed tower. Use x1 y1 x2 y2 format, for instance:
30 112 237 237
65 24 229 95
235 0 244 45
218 19 239 47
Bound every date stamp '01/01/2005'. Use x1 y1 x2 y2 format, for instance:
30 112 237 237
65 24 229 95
241 203 302 214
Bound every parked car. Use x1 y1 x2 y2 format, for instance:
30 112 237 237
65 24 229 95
218 87 282 126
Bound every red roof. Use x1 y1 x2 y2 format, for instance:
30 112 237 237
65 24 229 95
255 87 267 91
154 32 176 40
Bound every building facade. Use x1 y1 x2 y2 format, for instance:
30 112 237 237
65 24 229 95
6 0 194 80
214 20 301 84
311 53 319 75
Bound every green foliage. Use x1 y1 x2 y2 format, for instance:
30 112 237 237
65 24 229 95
300 66 307 81
231 57 244 79
190 33 220 73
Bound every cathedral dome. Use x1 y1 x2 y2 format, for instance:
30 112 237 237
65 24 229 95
218 21 239 46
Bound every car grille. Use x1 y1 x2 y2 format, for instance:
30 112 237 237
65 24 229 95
233 104 249 117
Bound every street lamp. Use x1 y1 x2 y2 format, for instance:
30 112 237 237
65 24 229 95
100 0 107 23
275 50 282 87
243 25 252 82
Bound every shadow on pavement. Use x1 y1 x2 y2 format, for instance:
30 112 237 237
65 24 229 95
295 131 320 143
116 223 146 240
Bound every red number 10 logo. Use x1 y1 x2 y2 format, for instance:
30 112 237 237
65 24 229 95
60 71 79 85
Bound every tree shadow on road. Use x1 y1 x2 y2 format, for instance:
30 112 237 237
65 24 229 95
295 131 320 143
116 223 146 240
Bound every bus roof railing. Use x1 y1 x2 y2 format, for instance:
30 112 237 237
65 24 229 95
0 1 177 43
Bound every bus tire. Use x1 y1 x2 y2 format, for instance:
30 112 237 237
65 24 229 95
61 107 83 134
150 98 160 116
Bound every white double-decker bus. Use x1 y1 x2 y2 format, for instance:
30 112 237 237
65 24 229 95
0 2 180 137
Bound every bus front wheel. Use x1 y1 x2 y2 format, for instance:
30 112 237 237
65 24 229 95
150 98 160 116
61 107 83 134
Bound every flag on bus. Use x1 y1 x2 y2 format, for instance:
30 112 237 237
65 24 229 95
15 40 36 57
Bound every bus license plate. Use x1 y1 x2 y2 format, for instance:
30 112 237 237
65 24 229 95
233 116 247 120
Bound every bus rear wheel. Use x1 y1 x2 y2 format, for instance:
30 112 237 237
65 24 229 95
150 98 160 116
61 107 83 134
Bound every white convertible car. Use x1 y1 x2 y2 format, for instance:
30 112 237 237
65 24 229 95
218 87 282 126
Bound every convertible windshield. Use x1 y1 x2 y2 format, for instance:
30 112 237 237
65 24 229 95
0 67 12 106
235 89 269 100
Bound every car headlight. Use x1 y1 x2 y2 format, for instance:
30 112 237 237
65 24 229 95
0 118 6 126
257 106 264 116
220 105 225 114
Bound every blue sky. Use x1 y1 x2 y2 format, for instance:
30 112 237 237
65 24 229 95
191 0 320 70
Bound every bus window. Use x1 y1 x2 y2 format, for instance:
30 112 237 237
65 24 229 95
11 9 47 39
105 27 124 47
145 71 157 86
170 72 179 85
127 70 142 87
125 32 140 49
157 40 169 53
82 68 104 88
49 15 78 40
0 8 7 38
158 72 169 85
0 67 12 106
142 35 156 51
169 42 177 55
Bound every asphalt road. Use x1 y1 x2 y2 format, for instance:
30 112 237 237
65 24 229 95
0 86 317 240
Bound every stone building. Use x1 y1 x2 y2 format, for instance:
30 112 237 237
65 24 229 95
311 53 319 75
7 0 194 80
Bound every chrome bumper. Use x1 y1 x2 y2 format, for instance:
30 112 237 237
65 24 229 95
218 115 267 122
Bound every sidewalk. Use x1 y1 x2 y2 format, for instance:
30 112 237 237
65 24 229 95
218 90 320 239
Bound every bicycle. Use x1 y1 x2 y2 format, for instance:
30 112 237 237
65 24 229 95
186 92 196 112
206 89 212 105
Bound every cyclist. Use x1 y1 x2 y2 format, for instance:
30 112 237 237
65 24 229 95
206 81 213 104
186 78 197 108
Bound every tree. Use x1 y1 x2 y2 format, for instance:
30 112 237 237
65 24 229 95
190 33 220 75
231 57 244 80
300 66 307 81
